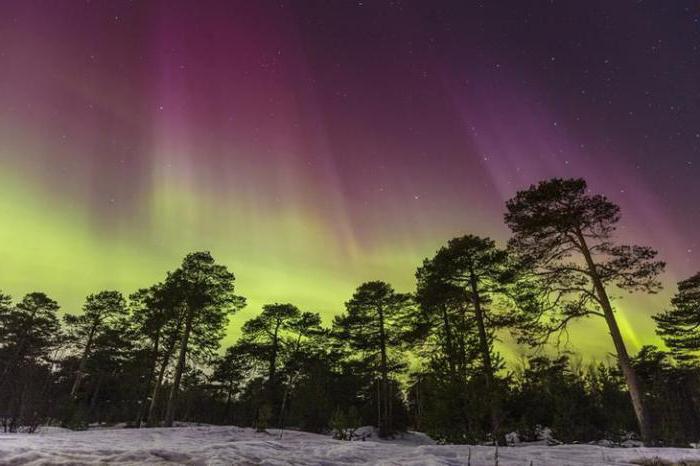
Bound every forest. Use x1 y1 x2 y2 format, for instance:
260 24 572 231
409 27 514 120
1 178 699 447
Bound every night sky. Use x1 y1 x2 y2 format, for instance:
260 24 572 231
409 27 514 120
0 1 698 357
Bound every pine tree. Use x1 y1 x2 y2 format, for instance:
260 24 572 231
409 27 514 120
129 283 184 426
0 293 61 387
0 292 62 417
415 261 473 382
83 319 135 422
163 252 240 427
239 303 323 426
416 235 514 443
278 311 323 429
65 291 128 400
334 281 412 437
241 303 301 397
504 178 664 443
653 272 700 362
212 342 254 424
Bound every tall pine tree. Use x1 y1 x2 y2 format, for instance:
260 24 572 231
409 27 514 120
504 178 664 443
163 252 240 427
416 235 513 443
334 281 412 437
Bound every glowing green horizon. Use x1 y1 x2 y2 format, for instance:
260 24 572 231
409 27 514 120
0 167 671 357
0 1 694 360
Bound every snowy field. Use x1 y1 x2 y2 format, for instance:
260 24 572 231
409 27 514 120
1 425 700 465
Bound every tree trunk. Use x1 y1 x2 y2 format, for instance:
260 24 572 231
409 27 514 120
71 324 97 399
89 372 104 421
577 231 653 443
224 380 234 424
147 311 185 426
266 321 282 420
376 379 381 434
164 308 194 427
268 333 278 384
377 305 390 437
440 305 457 378
268 323 280 385
414 380 423 431
278 333 303 433
146 349 169 426
459 303 469 382
136 331 160 427
469 271 502 444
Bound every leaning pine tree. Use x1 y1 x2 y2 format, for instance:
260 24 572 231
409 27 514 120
504 178 665 443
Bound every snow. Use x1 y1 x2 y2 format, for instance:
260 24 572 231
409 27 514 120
0 425 699 465
344 426 436 445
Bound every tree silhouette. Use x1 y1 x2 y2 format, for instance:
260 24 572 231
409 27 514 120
212 342 254 424
412 268 479 442
653 272 700 362
66 291 128 400
1 194 697 444
0 293 61 397
277 311 323 430
504 178 664 443
132 281 188 426
242 303 300 397
633 345 700 444
416 235 514 443
129 285 168 426
82 319 134 421
334 281 412 437
163 252 239 427
239 303 324 428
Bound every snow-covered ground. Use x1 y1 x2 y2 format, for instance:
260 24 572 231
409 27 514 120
1 425 700 465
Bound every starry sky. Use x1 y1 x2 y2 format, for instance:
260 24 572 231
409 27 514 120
0 1 698 358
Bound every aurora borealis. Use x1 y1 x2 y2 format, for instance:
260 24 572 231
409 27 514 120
0 1 698 357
